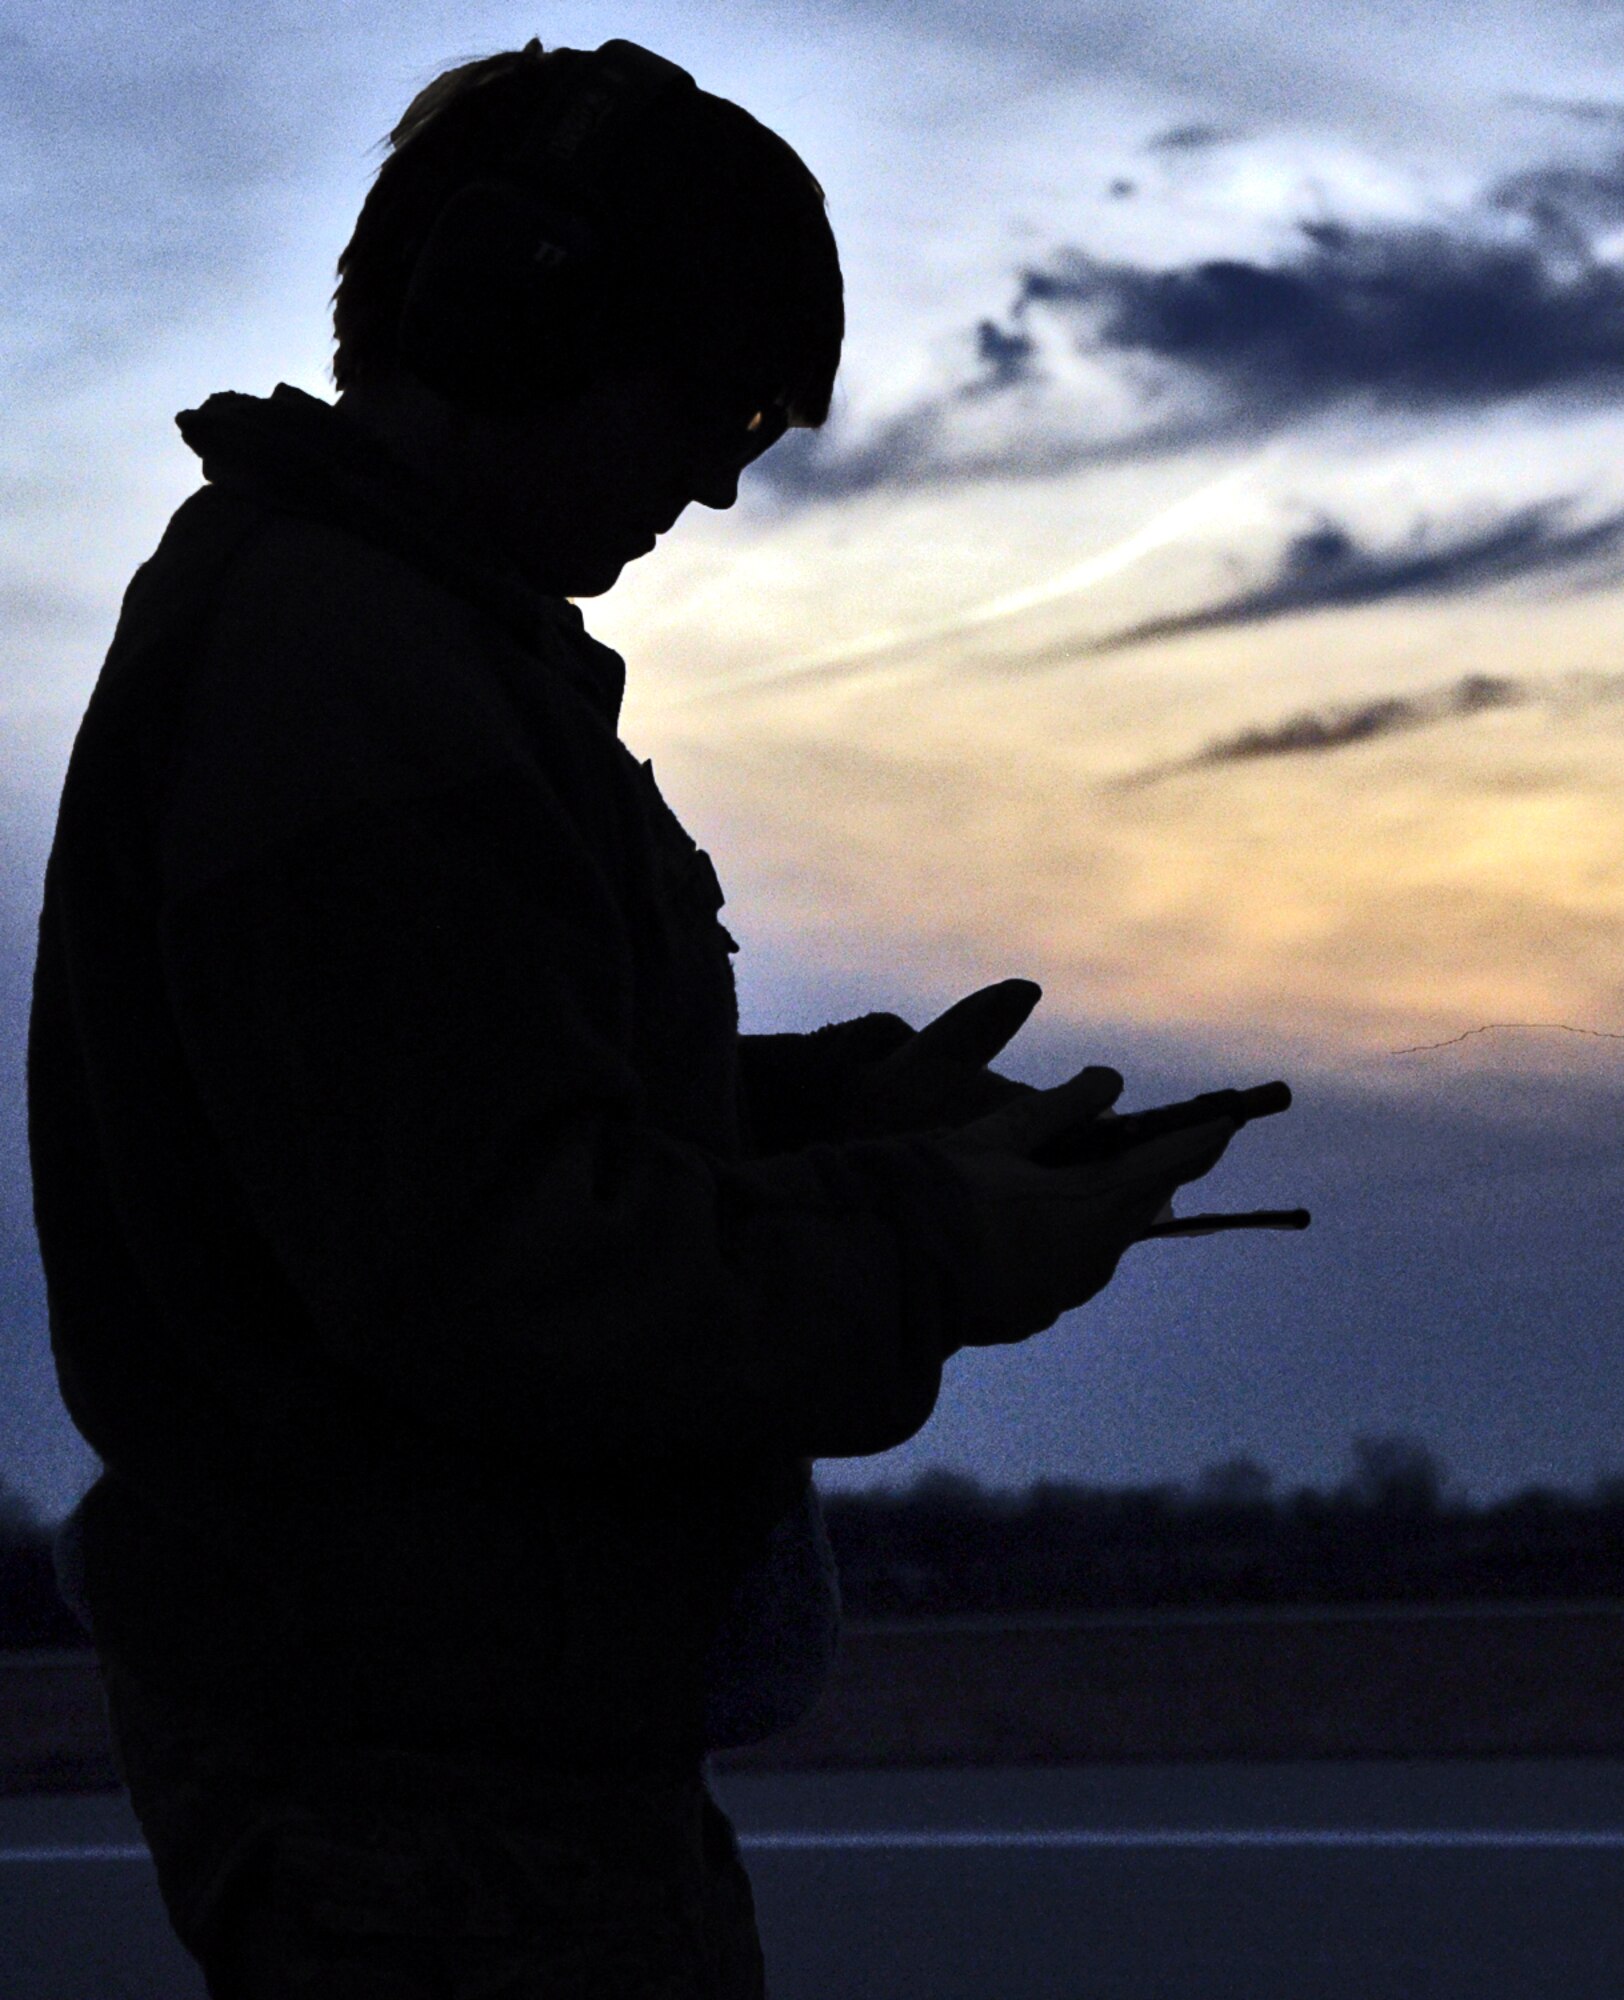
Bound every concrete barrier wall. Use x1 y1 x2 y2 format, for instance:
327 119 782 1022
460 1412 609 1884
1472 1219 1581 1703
5 1601 1623 1795
714 1601 1624 1771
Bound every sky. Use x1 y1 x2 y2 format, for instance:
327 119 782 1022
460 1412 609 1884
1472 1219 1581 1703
6 0 1624 1518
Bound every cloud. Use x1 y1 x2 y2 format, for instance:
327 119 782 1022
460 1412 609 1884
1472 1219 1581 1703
1007 210 1624 421
968 319 1039 393
1076 498 1624 656
756 144 1624 506
751 395 1217 503
1120 673 1527 786
1486 156 1624 257
1504 93 1624 127
755 407 951 501
1146 123 1235 152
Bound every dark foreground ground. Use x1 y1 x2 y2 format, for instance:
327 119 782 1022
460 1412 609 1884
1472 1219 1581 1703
3 1761 1622 1999
9 1600 1624 1793
4 1605 1623 1996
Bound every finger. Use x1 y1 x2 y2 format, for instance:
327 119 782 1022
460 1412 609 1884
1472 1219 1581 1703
1099 1114 1237 1196
907 979 1042 1072
992 1063 1125 1151
860 981 1044 1119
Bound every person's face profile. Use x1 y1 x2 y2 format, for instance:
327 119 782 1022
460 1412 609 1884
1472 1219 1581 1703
501 362 794 595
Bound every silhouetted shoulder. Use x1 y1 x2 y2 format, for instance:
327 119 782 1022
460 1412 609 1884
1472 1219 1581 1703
159 508 574 909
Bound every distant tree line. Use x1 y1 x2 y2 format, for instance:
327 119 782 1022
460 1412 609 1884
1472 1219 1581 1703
822 1438 1624 1619
3 1437 1623 1647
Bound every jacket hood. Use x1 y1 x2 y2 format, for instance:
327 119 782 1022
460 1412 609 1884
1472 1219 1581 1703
174 383 626 724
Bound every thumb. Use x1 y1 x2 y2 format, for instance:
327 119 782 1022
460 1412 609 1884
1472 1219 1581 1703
864 979 1043 1104
910 979 1042 1070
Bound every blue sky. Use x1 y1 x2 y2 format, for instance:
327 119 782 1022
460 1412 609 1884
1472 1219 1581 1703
6 0 1624 1516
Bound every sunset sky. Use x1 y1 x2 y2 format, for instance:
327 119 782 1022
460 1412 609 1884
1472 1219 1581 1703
6 0 1624 1518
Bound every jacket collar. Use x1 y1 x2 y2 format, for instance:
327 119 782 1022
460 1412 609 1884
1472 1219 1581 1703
174 383 627 727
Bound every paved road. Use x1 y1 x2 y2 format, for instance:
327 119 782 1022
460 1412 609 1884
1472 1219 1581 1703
3 1761 1622 1998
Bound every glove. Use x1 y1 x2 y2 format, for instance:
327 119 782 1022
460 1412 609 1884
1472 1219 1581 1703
835 979 1042 1139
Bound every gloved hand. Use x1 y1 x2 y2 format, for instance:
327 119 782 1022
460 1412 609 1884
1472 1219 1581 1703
933 1064 1236 1347
835 978 1043 1139
836 979 1178 1230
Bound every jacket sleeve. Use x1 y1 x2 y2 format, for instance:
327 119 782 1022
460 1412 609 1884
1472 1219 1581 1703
739 1015 1040 1152
158 760 995 1473
736 1016 915 1154
701 1467 842 1750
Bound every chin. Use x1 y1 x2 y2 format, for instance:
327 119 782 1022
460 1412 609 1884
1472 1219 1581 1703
538 553 615 597
569 543 655 596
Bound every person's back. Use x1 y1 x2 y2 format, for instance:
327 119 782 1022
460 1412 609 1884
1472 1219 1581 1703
28 38 1262 1996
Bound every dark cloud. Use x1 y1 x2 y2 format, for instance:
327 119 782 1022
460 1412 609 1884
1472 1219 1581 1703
1504 93 1624 126
1006 208 1624 419
1079 499 1624 657
753 408 947 502
756 143 1624 507
1146 123 1234 152
970 319 1038 393
1486 157 1624 261
955 143 1624 461
1122 674 1526 786
751 396 1219 504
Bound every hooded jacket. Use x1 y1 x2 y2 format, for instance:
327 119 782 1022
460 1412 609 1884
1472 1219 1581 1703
27 382 991 1932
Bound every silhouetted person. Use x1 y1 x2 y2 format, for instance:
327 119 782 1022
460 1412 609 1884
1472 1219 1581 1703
27 39 1248 1997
